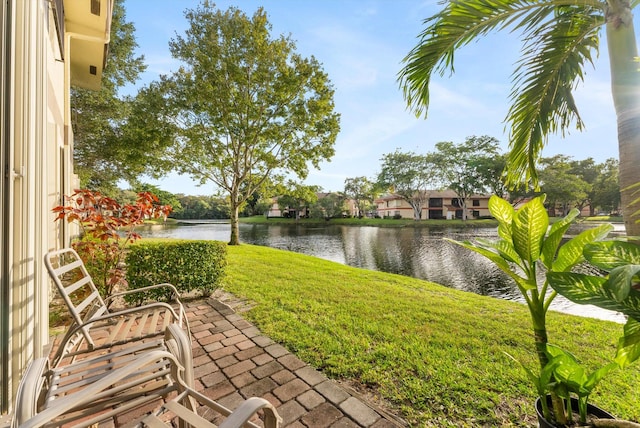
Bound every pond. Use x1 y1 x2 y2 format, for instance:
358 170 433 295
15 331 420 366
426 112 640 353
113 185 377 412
139 220 625 323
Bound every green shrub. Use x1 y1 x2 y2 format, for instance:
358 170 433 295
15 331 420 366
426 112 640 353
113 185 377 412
125 240 227 303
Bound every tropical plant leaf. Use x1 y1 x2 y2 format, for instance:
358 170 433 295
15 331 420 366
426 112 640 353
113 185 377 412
547 344 616 397
616 318 640 368
476 238 521 265
583 362 617 393
552 223 612 272
546 272 623 311
541 208 579 269
512 196 548 265
584 241 640 270
445 238 531 290
607 264 640 302
546 345 585 393
505 351 556 397
488 195 514 241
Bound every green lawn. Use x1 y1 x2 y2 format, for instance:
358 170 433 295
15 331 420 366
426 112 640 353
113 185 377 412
583 215 624 223
221 244 640 427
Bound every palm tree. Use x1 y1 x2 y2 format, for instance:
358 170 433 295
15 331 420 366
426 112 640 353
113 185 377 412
399 0 640 236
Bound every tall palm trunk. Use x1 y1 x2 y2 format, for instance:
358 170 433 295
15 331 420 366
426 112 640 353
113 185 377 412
607 0 640 237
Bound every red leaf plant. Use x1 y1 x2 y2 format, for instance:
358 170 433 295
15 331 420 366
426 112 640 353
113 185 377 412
53 189 172 300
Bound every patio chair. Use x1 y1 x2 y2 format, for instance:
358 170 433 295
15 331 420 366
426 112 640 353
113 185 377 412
13 324 194 426
45 247 191 367
13 329 281 428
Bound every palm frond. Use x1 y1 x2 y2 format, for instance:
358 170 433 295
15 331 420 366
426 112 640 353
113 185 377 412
399 0 567 117
506 4 603 187
398 0 607 189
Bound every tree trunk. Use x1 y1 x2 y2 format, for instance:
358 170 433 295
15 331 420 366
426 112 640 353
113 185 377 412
229 202 240 245
462 199 468 221
607 0 640 237
411 202 422 220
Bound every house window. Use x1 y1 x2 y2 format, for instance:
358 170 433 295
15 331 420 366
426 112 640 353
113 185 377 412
473 210 480 218
452 198 462 208
429 198 443 207
431 209 443 219
472 199 480 207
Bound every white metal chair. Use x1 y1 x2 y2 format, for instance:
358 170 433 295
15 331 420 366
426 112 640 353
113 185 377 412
13 324 194 427
13 326 280 428
45 248 191 366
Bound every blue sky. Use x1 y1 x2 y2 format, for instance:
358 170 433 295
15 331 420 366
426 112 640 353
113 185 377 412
123 0 622 196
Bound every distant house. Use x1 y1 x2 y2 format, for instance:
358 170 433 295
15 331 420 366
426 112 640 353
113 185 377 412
375 190 491 219
1 0 114 412
266 197 305 218
266 192 358 218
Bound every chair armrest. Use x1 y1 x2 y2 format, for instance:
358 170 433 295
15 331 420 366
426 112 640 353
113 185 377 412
12 358 50 427
219 397 282 428
153 388 281 428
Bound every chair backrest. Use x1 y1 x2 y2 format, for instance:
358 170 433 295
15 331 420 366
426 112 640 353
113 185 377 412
44 248 110 346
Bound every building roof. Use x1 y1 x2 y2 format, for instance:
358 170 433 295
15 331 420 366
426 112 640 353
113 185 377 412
64 0 114 90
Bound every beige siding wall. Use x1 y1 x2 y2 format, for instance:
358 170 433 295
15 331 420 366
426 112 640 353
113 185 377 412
376 194 492 219
1 0 66 412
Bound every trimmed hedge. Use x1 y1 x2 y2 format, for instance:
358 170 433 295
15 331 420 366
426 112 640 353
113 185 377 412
125 240 227 303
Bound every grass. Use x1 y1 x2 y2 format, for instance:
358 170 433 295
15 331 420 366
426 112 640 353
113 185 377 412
583 215 623 222
221 244 640 427
144 217 179 225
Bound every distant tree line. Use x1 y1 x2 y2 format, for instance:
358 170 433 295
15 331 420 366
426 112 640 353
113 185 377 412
343 136 620 220
107 135 619 222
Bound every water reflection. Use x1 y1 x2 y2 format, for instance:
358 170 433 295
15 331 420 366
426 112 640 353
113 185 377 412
139 221 624 322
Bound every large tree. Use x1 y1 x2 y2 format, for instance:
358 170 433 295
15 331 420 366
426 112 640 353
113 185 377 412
276 182 320 220
539 155 590 216
157 3 339 244
133 183 184 217
311 192 347 219
592 157 621 214
344 176 375 217
377 150 439 220
432 135 501 220
569 157 601 215
71 0 169 192
399 0 640 236
476 153 508 198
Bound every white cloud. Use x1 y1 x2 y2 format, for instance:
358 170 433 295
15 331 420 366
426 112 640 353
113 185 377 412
336 106 417 159
142 54 180 77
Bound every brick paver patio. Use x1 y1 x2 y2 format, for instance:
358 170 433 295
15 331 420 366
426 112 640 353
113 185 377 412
186 297 406 427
